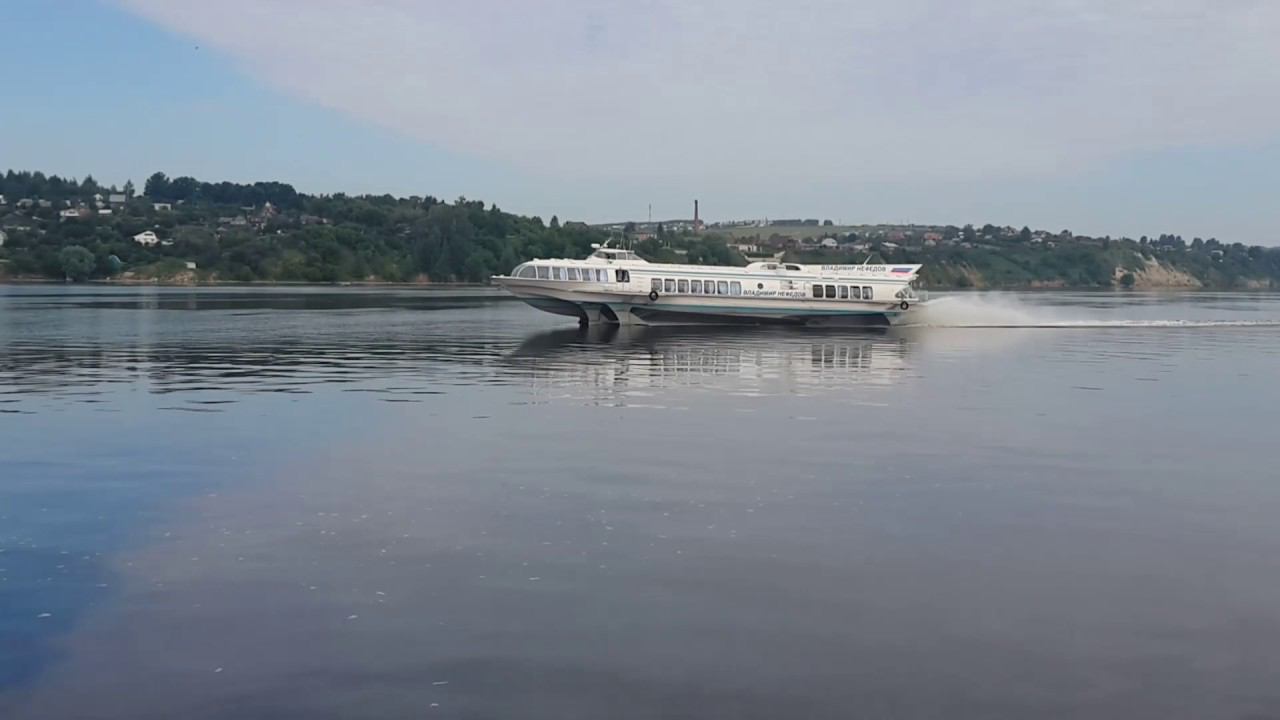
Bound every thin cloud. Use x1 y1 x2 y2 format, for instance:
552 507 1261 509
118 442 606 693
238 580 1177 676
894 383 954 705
120 0 1280 186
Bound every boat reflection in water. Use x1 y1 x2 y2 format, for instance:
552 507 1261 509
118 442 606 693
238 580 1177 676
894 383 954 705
506 325 914 402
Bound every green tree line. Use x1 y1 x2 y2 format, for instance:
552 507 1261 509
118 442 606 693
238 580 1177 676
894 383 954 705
0 170 746 283
4 169 1278 287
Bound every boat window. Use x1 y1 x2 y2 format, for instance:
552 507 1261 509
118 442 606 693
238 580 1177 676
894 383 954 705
516 265 537 279
812 284 822 298
678 279 689 293
863 286 873 300
651 278 663 292
730 281 742 295
691 279 702 294
717 281 729 295
839 285 849 299
551 267 563 281
785 264 802 271
825 284 836 298
536 265 550 280
616 269 629 283
567 268 580 281
664 279 676 293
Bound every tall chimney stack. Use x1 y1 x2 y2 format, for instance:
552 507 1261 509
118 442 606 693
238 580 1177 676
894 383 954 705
694 199 699 223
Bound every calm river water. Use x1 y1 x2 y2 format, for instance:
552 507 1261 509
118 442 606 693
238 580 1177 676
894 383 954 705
2 286 1279 719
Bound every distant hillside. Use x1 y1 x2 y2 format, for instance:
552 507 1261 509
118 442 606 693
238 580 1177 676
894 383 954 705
714 223 1280 290
2 169 1277 289
0 170 590 283
0 170 753 284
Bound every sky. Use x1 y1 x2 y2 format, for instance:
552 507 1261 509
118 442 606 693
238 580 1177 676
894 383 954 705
1 0 1278 243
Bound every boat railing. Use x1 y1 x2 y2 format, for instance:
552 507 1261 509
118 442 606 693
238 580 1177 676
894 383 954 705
896 286 928 303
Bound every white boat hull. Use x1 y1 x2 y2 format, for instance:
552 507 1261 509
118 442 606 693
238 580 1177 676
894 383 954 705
494 277 918 327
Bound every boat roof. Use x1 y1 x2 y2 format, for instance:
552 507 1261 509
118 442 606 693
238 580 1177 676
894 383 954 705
520 252 921 280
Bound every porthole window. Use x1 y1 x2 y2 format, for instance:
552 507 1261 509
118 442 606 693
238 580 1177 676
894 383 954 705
757 283 764 290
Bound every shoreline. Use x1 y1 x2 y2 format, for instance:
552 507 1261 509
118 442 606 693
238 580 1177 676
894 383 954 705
0 277 492 289
1 278 1274 292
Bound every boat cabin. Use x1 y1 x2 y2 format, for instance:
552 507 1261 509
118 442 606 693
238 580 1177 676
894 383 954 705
503 251 922 307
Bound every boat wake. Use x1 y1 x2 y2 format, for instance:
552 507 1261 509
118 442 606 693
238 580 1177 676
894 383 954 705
903 295 1280 329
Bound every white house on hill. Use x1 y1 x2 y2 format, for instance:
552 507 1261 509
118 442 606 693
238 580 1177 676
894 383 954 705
133 231 160 246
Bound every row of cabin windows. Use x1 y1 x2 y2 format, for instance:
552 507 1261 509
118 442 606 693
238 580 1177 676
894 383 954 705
517 265 612 282
813 284 874 300
517 266 873 301
651 278 743 296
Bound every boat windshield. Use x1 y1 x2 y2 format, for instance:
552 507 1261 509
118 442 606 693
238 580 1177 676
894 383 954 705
589 249 644 262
